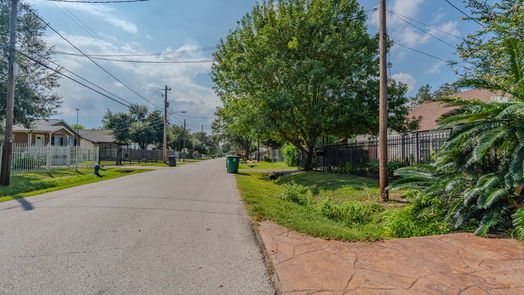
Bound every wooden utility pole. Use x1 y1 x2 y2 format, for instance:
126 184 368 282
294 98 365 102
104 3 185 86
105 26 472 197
379 0 389 201
0 0 19 186
162 86 171 163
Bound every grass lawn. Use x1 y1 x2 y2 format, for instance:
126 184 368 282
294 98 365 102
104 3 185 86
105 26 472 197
0 168 151 203
236 171 408 241
239 161 297 170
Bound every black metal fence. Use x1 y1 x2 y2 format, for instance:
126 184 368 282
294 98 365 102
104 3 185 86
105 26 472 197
99 147 181 164
314 131 450 177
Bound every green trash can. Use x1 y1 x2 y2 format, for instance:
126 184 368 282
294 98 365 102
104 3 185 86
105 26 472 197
226 156 240 173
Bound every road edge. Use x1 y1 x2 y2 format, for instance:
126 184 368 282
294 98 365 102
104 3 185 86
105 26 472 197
232 175 283 295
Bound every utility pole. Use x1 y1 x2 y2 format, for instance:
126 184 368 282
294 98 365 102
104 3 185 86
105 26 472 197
379 0 389 201
201 124 203 133
0 0 19 186
162 85 171 163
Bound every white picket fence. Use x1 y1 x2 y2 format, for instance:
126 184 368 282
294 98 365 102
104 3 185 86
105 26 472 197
0 144 99 173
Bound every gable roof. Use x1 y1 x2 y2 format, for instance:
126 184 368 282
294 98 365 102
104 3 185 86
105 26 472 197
407 88 510 132
79 129 119 144
13 119 81 137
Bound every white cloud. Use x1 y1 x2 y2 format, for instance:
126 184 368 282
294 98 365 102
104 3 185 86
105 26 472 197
45 33 217 129
34 0 139 34
391 73 417 92
426 61 446 74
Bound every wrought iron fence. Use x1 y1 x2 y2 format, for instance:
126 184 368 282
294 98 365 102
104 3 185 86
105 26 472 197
99 147 179 164
314 131 450 177
0 143 99 174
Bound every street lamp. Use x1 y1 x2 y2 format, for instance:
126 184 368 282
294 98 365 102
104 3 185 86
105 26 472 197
75 108 80 130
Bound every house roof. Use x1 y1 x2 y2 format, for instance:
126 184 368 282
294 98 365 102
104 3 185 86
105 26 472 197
13 119 81 136
79 129 118 144
407 88 510 132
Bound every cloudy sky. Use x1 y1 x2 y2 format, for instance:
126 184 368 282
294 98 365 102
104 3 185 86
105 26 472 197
30 0 480 131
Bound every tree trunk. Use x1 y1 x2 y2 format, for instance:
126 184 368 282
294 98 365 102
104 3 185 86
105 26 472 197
303 150 314 171
244 141 250 160
116 145 122 166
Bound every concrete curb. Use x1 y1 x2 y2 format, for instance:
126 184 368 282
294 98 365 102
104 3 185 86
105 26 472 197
249 221 283 295
232 174 282 295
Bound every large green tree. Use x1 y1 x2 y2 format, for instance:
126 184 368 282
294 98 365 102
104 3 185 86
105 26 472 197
103 104 163 150
0 1 61 128
212 0 412 169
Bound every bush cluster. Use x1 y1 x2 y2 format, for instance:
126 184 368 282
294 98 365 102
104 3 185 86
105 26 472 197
383 198 451 238
318 198 383 226
282 144 299 167
279 182 313 206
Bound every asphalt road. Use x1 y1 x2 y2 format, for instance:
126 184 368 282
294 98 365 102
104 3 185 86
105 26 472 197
0 159 274 295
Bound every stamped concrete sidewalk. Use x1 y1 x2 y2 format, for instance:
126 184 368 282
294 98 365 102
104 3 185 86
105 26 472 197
259 221 524 295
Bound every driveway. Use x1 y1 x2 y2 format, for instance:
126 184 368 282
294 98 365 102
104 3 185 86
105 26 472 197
0 159 274 295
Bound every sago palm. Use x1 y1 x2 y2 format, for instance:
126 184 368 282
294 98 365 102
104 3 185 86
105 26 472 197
390 38 524 238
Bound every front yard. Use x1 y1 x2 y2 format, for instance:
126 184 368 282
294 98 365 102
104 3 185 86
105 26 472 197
0 168 150 203
236 171 451 241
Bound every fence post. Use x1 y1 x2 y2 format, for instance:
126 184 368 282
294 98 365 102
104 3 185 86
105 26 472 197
415 132 420 163
335 142 339 172
402 134 407 163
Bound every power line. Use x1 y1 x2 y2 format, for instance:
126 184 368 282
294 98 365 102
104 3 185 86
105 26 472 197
388 10 463 40
44 57 133 106
442 0 483 26
16 49 131 108
58 55 215 64
389 11 457 49
30 11 161 109
54 2 100 40
55 47 216 57
393 41 468 70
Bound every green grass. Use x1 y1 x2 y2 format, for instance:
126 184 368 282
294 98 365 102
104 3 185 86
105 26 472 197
236 171 404 241
0 168 151 203
239 161 297 170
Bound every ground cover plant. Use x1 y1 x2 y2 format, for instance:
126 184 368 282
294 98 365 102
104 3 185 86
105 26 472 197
0 168 150 203
236 171 451 241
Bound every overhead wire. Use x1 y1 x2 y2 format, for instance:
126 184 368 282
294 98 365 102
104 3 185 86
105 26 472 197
442 0 484 26
30 11 161 109
14 48 131 108
387 10 463 40
56 56 214 64
388 11 458 49
54 47 216 57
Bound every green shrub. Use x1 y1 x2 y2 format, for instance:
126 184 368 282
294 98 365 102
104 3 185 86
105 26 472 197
337 162 353 174
282 144 299 167
318 198 383 226
383 200 451 238
280 182 312 206
262 154 272 162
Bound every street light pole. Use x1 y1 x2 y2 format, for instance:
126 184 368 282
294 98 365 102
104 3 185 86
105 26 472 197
0 0 19 186
75 108 80 130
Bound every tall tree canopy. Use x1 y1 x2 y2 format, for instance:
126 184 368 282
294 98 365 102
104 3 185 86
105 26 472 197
0 1 61 127
103 104 163 150
212 0 412 169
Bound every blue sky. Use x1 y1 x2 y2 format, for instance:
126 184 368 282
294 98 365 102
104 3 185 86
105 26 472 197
30 0 481 131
